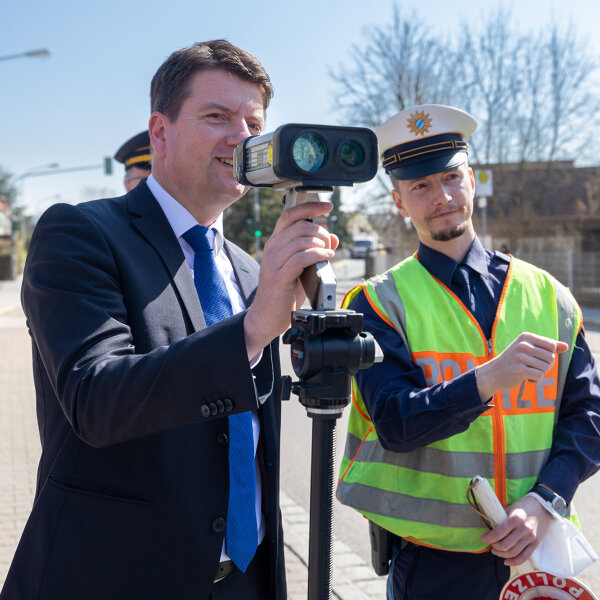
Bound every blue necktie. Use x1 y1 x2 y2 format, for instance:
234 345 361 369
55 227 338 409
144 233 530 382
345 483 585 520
182 225 257 572
453 264 473 312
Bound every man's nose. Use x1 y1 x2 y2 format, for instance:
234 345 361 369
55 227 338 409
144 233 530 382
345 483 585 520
227 120 253 146
432 180 452 203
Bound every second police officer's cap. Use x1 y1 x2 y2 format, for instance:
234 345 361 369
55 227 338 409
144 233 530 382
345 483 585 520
376 104 478 180
114 131 152 171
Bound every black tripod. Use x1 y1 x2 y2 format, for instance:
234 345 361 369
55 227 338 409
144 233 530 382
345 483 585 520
280 186 382 600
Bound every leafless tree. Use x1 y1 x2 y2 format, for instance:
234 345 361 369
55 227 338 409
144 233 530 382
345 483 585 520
329 4 600 252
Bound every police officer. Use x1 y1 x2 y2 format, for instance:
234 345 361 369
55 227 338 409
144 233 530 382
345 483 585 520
337 104 600 599
114 130 152 191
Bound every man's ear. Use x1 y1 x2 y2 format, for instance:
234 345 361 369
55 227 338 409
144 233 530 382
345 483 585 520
468 166 476 194
148 112 168 158
392 189 410 219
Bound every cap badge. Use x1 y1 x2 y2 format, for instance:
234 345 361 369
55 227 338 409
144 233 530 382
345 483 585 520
407 110 432 137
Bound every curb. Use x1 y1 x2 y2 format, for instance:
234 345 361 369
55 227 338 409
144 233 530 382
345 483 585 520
280 491 387 600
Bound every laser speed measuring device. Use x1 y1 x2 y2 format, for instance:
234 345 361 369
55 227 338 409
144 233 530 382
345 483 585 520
233 123 378 188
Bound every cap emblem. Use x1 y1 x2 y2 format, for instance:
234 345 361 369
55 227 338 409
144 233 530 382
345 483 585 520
407 110 432 137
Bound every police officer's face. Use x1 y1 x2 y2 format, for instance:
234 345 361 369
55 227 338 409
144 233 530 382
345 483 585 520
151 69 264 220
392 163 475 244
124 166 150 192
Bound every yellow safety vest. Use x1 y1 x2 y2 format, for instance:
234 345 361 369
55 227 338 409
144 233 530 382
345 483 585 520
337 254 581 552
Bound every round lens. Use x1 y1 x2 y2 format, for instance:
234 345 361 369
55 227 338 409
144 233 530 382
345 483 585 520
292 133 327 172
339 139 365 167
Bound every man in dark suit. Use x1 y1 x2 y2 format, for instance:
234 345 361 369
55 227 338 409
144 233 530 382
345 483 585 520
1 40 337 599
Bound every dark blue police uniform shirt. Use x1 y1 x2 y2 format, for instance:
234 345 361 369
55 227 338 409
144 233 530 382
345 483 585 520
349 237 600 503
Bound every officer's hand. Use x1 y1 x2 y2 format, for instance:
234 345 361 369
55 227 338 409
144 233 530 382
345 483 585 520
481 495 553 566
475 333 568 402
243 201 338 359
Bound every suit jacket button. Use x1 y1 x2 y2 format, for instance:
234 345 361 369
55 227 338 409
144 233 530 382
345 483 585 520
201 405 210 418
217 433 228 446
212 518 226 533
224 398 233 412
216 400 224 413
209 402 218 416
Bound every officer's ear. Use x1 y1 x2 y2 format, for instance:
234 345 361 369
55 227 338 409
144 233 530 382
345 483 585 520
392 187 410 219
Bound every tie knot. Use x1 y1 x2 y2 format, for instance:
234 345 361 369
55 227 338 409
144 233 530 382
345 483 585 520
183 225 215 253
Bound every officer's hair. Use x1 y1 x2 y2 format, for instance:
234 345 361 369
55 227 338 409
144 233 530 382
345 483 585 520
150 39 273 121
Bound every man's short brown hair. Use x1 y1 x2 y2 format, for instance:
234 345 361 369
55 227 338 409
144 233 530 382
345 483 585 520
150 39 273 121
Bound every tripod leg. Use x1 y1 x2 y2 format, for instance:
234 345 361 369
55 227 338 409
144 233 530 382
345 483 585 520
307 414 338 600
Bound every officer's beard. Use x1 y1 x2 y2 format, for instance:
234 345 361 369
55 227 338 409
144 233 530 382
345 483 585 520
430 221 469 242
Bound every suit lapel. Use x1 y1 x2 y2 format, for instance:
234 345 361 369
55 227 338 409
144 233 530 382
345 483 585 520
127 184 206 331
224 241 259 305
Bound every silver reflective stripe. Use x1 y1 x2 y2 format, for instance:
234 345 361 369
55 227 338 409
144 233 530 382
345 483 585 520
553 278 577 426
504 448 551 479
368 268 409 347
337 480 484 529
344 433 494 479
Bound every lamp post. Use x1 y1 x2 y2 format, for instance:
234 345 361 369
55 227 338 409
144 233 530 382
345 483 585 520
0 48 52 63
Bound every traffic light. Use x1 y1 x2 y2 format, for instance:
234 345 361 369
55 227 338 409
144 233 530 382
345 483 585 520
104 156 113 175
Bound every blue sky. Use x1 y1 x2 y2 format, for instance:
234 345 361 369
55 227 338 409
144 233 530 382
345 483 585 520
2 0 600 215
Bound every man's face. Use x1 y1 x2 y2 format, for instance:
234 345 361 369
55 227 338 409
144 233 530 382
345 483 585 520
392 162 475 244
154 69 264 214
124 166 151 192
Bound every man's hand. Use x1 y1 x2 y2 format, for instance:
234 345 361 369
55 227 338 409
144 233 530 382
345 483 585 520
243 201 338 359
475 333 568 402
481 495 553 566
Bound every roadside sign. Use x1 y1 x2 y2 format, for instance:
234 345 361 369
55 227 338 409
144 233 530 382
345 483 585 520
474 169 493 197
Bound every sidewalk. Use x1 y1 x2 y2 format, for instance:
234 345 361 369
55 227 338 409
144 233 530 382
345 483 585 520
0 279 384 598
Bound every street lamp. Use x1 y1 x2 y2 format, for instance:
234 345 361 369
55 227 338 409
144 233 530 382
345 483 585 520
14 163 60 182
0 48 52 63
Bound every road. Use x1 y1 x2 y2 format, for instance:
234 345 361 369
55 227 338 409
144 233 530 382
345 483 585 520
280 258 600 593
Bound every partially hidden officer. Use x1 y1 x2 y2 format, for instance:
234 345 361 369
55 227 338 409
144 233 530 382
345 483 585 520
337 104 600 599
114 130 152 191
1 40 337 600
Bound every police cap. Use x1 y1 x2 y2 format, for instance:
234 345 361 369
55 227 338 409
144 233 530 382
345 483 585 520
114 131 152 171
376 105 477 180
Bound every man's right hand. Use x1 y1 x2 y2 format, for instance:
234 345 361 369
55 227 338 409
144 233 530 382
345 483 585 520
475 332 568 402
243 201 338 359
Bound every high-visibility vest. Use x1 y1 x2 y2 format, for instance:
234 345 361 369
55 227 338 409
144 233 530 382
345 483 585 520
337 254 581 552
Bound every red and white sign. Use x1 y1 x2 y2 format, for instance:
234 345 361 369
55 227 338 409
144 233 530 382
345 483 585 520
500 570 596 600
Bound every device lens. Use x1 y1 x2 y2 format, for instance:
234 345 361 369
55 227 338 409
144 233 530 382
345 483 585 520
292 133 327 172
339 139 365 167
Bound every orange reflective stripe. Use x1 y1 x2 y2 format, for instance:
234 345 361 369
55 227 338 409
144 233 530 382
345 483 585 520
405 537 488 554
490 259 513 506
412 351 487 385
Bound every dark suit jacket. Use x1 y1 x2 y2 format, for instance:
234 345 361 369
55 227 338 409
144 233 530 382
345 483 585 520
1 183 286 600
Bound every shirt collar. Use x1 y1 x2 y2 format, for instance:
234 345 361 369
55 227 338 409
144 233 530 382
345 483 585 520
418 236 490 287
146 174 224 253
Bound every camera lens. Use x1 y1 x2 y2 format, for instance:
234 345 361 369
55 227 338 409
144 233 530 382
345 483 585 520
339 139 365 167
292 133 328 172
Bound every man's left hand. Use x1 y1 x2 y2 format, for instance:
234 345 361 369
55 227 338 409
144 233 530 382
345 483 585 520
481 495 553 566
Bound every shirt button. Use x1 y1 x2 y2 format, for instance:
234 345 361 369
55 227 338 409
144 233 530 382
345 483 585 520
212 518 226 533
209 402 218 416
216 400 224 413
200 405 210 418
217 432 228 446
224 398 233 412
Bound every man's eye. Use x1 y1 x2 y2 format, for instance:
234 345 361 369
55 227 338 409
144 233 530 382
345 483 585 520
248 123 262 134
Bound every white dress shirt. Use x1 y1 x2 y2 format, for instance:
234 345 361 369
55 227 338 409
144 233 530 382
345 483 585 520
146 175 266 561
